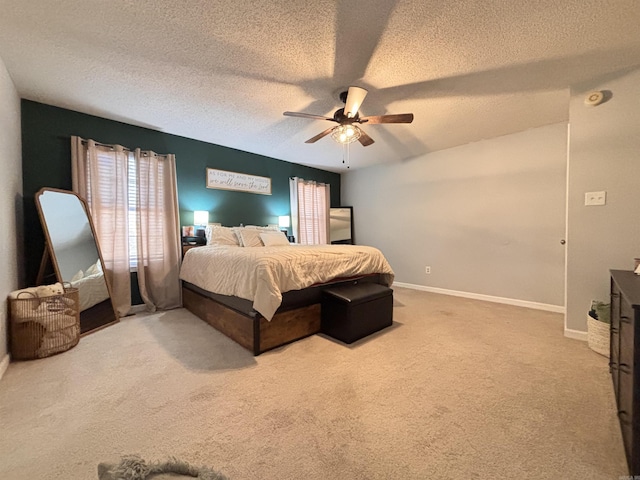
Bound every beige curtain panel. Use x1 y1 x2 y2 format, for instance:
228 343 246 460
71 137 131 317
134 148 181 311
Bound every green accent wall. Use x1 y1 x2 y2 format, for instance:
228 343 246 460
21 100 341 288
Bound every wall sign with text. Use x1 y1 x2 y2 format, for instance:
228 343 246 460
206 168 272 195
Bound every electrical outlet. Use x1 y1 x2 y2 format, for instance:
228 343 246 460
585 191 606 206
425 266 431 274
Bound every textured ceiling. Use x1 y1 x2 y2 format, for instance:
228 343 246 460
1 0 639 172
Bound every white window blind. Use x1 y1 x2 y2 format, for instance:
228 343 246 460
127 153 138 269
87 149 138 269
83 147 131 271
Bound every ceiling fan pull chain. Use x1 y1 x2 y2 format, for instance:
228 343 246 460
346 143 350 169
342 143 351 169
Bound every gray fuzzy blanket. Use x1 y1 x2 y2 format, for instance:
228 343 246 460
98 455 228 480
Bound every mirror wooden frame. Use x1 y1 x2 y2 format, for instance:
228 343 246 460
35 187 119 335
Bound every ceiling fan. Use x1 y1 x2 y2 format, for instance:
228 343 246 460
283 86 414 147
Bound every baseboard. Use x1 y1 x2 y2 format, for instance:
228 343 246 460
563 328 588 341
393 282 565 314
0 353 9 382
129 304 147 314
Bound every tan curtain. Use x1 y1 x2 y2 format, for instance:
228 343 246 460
134 149 182 311
289 178 300 243
71 136 131 317
289 177 330 245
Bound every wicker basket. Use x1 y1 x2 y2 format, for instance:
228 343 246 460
9 287 80 360
587 314 610 358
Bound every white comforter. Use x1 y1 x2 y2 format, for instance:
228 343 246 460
179 244 394 320
71 272 110 311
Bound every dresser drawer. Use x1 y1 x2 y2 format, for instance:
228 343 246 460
619 409 633 466
611 289 622 371
619 362 634 406
618 368 635 468
621 299 636 330
620 314 635 369
611 324 620 365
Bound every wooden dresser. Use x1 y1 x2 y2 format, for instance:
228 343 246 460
610 269 640 474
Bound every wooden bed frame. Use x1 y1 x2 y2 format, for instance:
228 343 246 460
182 275 384 355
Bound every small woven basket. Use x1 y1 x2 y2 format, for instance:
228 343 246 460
9 287 80 360
587 314 610 358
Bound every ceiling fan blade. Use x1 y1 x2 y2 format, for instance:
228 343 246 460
344 87 368 118
333 2 398 85
359 113 414 124
283 111 335 121
305 126 336 144
357 129 375 147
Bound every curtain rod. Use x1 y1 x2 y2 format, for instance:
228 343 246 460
79 138 167 156
80 139 130 151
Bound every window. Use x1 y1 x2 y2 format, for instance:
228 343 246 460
290 177 330 245
71 136 182 311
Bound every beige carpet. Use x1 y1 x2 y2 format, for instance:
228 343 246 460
0 287 627 479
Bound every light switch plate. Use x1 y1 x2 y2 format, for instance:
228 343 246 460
585 191 606 206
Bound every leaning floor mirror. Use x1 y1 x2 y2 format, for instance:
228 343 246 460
35 188 119 334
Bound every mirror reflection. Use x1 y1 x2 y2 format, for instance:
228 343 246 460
329 206 354 244
36 188 118 333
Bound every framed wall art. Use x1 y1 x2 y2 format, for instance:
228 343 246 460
206 168 271 195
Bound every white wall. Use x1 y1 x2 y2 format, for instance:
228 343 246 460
343 122 567 308
0 55 22 377
566 67 640 332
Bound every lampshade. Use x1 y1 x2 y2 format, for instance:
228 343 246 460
278 215 290 228
331 125 361 144
193 210 209 226
344 86 368 118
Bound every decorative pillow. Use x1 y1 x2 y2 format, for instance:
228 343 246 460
204 223 222 245
232 227 245 246
209 226 240 246
260 232 290 246
239 228 264 247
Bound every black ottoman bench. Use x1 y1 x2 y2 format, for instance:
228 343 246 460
321 282 393 344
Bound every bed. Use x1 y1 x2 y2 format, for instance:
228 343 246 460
180 243 394 355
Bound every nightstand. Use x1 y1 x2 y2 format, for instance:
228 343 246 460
182 244 204 257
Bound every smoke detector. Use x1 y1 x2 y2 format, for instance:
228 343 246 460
584 91 604 107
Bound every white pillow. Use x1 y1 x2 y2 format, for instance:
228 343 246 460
209 226 240 246
260 232 290 246
71 270 84 282
239 228 264 247
85 260 101 276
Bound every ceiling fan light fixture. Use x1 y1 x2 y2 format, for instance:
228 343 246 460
344 86 368 118
285 87 412 151
331 124 361 144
